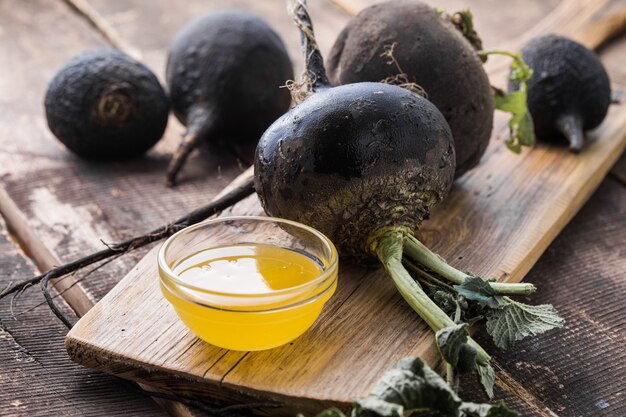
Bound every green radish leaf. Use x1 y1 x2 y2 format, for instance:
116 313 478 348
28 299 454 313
312 409 347 417
454 276 503 308
460 402 519 417
433 288 461 315
476 362 496 399
479 50 535 153
354 357 461 417
436 323 477 374
494 87 535 153
486 299 565 349
353 396 403 417
348 358 517 417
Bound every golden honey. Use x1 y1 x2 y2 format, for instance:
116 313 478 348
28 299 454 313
158 218 338 351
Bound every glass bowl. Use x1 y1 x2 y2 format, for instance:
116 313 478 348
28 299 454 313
158 216 338 351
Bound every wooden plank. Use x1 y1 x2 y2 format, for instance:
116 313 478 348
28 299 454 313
0 1 234 415
459 176 626 417
0 218 165 416
65 5 626 414
0 0 243 306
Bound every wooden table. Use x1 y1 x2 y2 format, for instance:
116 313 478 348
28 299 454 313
0 1 624 416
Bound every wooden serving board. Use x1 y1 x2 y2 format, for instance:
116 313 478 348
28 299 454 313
65 3 626 415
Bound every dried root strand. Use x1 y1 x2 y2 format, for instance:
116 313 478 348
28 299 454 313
379 43 428 99
282 71 315 105
287 0 331 93
0 178 255 304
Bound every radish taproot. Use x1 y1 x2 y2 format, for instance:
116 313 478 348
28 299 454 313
512 35 611 152
165 11 294 185
256 0 562 395
45 49 169 159
326 0 493 178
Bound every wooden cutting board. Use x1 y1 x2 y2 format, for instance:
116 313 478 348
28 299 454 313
65 3 626 416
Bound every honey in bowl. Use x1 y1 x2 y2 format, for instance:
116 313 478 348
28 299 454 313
158 217 338 351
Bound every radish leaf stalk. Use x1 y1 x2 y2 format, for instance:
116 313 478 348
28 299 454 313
403 234 536 296
401 249 564 350
478 50 536 153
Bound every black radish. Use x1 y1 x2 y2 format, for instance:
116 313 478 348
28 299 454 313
256 81 456 258
255 0 560 396
513 35 611 152
45 49 169 159
326 0 493 178
165 11 294 185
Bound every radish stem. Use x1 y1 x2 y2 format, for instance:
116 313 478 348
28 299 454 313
403 233 536 295
372 228 490 366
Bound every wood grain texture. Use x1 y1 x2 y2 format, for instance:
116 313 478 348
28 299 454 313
0 218 165 416
459 177 626 417
0 0 247 415
66 4 626 414
0 0 244 306
2 0 623 416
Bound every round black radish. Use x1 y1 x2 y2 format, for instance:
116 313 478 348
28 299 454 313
255 82 455 258
512 35 611 153
165 11 294 185
326 0 493 178
45 49 169 159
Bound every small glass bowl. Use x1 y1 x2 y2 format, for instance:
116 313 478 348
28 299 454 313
158 216 338 351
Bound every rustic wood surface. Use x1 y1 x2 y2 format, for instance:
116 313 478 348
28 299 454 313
1 0 625 416
65 2 626 416
0 218 164 416
462 175 626 417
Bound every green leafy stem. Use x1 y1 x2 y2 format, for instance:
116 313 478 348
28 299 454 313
478 49 536 153
368 227 564 400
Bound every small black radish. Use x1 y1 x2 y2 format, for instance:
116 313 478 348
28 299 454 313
45 49 169 159
165 11 294 185
255 0 557 396
326 0 494 178
512 34 611 153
